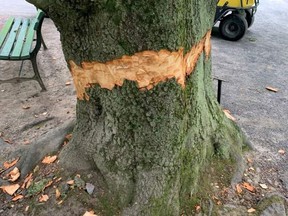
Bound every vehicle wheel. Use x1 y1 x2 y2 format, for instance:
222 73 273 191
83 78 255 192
245 10 255 28
219 14 248 41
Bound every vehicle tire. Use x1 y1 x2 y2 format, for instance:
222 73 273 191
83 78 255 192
219 14 248 41
245 10 255 28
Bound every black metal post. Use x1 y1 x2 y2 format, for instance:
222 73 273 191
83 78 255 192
217 79 222 104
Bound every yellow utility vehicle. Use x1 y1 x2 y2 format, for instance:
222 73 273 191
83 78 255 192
214 0 259 41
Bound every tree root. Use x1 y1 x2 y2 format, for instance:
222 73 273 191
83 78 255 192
20 117 55 132
6 119 75 180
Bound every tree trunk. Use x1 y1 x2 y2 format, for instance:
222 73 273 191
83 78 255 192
27 0 247 215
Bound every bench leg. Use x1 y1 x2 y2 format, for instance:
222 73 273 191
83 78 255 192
19 61 24 76
41 35 48 50
31 56 47 91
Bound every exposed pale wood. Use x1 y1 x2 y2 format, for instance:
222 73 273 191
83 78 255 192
70 31 211 100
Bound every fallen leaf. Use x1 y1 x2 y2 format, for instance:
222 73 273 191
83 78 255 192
236 184 242 194
0 184 20 195
41 155 57 164
25 205 29 212
278 149 285 155
223 109 236 121
21 173 33 189
83 211 97 216
8 167 21 182
266 86 278 92
65 81 71 86
4 139 12 144
259 183 268 189
22 173 33 189
45 180 53 189
55 188 61 199
195 205 201 212
3 158 19 169
247 208 256 213
23 140 30 145
242 182 255 192
247 158 253 163
67 180 74 185
39 194 49 202
57 200 63 205
65 134 72 140
55 177 62 183
12 194 24 201
22 105 30 110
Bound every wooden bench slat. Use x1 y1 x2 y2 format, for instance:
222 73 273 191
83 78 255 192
10 19 30 60
21 18 37 59
0 10 48 91
0 18 22 59
0 17 14 48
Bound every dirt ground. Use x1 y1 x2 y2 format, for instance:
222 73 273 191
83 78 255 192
0 0 287 215
0 17 76 153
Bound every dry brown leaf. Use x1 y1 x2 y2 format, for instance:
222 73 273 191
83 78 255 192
55 188 61 199
45 180 53 189
4 139 12 144
242 182 255 192
247 158 253 163
22 105 31 110
22 173 33 189
21 173 33 189
278 149 285 155
3 158 19 169
25 205 29 212
65 134 72 140
236 184 242 194
39 194 49 202
0 184 20 195
195 205 201 212
23 140 30 145
57 200 63 205
55 177 62 183
266 86 278 92
247 208 256 213
8 167 21 182
41 155 57 164
12 194 24 201
83 211 97 216
223 109 236 121
259 183 268 189
67 180 74 185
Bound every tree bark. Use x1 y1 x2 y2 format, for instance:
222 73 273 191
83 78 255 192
27 0 247 215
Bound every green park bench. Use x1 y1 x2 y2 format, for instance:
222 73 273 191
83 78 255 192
0 10 47 91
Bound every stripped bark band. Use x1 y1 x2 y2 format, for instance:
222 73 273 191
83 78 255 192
69 30 211 100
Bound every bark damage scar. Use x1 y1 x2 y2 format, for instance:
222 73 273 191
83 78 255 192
70 31 211 100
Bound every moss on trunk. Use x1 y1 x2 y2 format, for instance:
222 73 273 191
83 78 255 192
27 0 248 215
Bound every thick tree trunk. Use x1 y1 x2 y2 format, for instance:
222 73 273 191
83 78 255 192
27 0 247 215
